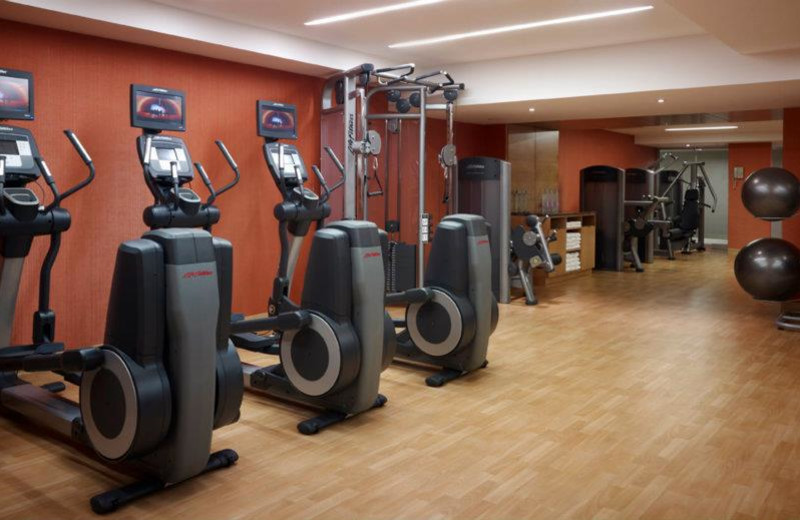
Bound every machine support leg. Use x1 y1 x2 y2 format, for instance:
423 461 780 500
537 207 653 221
90 449 239 514
517 260 537 305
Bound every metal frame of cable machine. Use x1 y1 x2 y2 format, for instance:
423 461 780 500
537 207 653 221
321 63 463 287
653 158 719 256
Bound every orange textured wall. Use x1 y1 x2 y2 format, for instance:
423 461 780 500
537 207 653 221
558 129 657 212
728 142 772 250
1 21 324 348
783 107 800 246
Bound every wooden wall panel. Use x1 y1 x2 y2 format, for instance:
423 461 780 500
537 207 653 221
507 126 559 213
0 21 324 348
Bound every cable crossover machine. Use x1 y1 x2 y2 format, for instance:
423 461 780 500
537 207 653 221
320 63 464 288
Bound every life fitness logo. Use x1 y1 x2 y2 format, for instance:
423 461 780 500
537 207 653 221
363 252 381 260
183 270 214 279
478 239 490 246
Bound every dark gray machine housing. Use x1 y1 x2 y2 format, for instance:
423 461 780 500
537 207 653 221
581 165 658 271
101 228 243 480
457 156 511 303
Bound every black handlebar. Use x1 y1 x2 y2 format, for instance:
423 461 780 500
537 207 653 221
195 162 215 202
0 156 5 215
216 140 237 171
324 146 345 174
64 129 92 165
193 140 240 209
213 140 240 200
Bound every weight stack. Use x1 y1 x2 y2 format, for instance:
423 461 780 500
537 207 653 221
387 241 416 293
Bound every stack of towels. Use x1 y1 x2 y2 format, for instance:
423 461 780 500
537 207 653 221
566 251 581 272
566 231 581 252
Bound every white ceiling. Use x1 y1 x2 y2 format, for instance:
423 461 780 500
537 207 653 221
5 0 800 148
664 0 800 54
152 0 704 65
457 80 800 125
613 120 784 148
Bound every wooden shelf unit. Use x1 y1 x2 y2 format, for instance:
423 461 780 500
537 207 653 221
511 212 596 284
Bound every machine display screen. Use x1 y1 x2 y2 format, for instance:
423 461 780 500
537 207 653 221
130 84 186 132
257 100 297 140
0 70 33 120
156 147 178 161
0 140 19 155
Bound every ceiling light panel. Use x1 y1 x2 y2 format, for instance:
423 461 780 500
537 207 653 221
306 0 445 26
388 6 654 48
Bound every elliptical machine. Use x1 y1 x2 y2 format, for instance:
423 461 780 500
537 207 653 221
0 72 242 514
385 214 498 387
230 101 391 434
509 215 562 305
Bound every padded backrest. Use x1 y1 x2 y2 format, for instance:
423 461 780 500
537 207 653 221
679 189 700 231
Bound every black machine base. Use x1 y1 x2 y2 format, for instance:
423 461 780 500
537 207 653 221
394 332 488 387
246 364 387 435
297 394 387 435
425 360 489 388
89 449 239 515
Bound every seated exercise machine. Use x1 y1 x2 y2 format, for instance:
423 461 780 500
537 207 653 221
652 160 718 259
509 215 562 305
0 71 242 514
230 101 391 434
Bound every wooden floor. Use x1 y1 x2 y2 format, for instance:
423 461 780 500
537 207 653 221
3 250 800 519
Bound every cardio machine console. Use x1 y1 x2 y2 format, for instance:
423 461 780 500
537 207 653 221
0 127 39 183
137 134 193 183
0 69 40 184
130 84 193 184
264 142 308 187
257 100 308 188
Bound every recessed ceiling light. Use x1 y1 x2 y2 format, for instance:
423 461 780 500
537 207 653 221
305 0 445 26
657 98 665 103
528 107 536 112
686 144 691 147
666 125 738 132
388 5 654 48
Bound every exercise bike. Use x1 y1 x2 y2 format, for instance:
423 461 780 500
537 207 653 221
230 100 391 434
0 73 242 514
509 214 562 305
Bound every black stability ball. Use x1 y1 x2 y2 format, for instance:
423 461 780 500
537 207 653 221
734 237 800 301
741 167 800 220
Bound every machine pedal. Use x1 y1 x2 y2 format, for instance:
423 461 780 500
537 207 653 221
41 382 66 393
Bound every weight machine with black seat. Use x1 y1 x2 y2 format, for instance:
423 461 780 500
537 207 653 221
651 159 718 259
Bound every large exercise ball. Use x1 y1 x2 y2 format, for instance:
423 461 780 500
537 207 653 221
734 238 800 301
741 167 800 220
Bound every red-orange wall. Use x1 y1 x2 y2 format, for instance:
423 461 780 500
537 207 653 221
1 21 324 348
558 129 657 212
728 142 773 250
783 107 800 246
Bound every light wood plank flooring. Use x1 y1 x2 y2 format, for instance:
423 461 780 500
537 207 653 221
2 250 799 519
